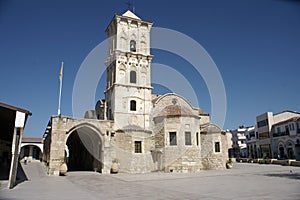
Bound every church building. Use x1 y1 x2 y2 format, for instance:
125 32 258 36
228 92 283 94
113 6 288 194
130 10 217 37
43 10 229 175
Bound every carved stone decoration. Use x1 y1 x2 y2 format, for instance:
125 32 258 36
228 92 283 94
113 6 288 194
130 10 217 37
172 98 177 105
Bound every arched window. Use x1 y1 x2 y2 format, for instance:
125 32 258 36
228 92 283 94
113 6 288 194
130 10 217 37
130 70 136 83
130 40 136 52
130 100 136 111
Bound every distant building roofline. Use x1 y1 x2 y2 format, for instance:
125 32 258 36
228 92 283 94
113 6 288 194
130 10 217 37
272 116 300 126
273 110 300 116
22 137 43 143
0 102 32 115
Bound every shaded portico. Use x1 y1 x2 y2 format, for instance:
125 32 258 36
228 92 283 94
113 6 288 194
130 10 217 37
20 137 43 162
66 124 104 172
43 116 113 175
0 102 31 188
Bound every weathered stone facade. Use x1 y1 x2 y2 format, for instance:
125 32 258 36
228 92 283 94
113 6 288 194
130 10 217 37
200 124 228 170
43 117 113 175
43 10 229 175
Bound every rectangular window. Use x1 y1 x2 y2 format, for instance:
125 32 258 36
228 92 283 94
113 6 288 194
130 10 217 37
134 141 142 153
196 132 199 146
185 132 191 145
169 132 177 146
285 125 289 135
257 119 268 128
277 127 281 133
215 142 220 153
259 132 269 139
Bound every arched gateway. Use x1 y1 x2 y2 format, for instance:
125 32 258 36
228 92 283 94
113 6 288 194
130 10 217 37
43 116 112 175
66 124 104 172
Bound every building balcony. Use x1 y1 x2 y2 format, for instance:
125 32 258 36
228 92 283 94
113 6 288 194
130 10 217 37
246 137 257 142
273 131 289 137
238 136 246 140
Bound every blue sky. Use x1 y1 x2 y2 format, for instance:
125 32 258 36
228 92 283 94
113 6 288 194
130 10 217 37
1 0 300 137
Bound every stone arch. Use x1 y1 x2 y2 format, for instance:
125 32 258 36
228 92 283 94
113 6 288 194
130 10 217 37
278 143 285 159
118 63 126 84
130 65 137 71
21 143 43 153
66 123 104 172
286 140 294 147
119 63 126 71
286 140 295 159
119 32 127 50
20 144 43 161
130 33 137 40
141 66 147 74
140 37 147 53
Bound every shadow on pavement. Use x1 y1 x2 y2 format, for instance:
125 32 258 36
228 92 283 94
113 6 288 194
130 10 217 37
15 162 28 185
264 172 300 180
0 160 10 180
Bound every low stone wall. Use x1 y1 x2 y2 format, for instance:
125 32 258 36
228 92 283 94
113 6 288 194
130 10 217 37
290 161 300 167
272 159 290 166
237 158 300 167
236 158 254 163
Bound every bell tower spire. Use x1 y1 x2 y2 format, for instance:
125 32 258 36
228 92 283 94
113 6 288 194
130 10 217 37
104 11 153 130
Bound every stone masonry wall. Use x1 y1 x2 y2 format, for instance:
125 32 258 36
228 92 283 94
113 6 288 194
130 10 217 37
201 131 228 170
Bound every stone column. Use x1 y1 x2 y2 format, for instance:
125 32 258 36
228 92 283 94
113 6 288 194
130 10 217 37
8 127 23 188
102 136 112 174
29 145 33 161
295 140 300 161
48 116 68 176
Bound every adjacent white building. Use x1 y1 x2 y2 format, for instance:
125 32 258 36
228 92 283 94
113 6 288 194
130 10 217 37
271 117 300 159
256 111 300 158
245 126 258 158
235 111 300 159
230 127 248 158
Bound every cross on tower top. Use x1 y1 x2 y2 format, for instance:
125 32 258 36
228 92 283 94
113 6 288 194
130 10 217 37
125 1 135 13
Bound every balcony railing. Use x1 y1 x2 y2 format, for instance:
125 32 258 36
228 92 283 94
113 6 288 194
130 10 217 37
246 137 257 142
273 131 289 137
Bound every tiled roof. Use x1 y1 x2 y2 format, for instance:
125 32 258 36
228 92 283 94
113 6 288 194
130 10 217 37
156 105 195 117
22 137 43 143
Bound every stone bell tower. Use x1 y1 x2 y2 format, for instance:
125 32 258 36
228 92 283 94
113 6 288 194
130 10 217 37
105 10 153 130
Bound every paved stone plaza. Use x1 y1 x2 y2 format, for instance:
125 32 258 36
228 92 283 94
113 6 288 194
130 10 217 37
0 162 299 200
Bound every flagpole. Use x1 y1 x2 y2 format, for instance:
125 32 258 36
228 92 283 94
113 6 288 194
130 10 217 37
58 61 64 115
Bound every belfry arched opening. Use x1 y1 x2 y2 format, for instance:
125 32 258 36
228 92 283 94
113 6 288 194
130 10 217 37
66 126 103 172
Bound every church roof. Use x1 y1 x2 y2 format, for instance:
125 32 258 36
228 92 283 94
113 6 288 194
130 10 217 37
116 124 152 134
122 10 141 20
156 105 196 117
201 124 222 134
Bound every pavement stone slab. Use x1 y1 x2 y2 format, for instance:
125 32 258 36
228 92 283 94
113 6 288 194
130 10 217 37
0 162 299 200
